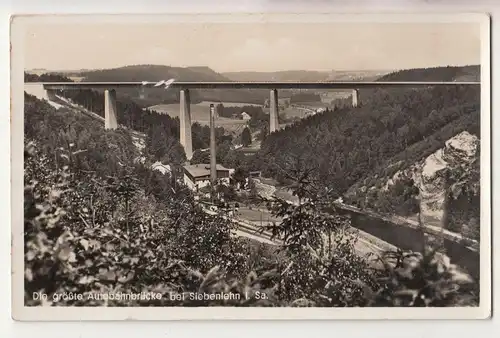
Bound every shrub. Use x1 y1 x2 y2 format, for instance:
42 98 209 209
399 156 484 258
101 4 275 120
364 249 478 306
24 141 250 306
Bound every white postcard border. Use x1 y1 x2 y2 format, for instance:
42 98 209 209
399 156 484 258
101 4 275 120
10 12 492 321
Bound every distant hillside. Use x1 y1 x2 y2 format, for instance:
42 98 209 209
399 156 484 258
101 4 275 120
25 69 50 76
222 69 389 102
327 70 390 81
377 65 480 82
223 69 389 82
24 72 73 82
222 70 330 82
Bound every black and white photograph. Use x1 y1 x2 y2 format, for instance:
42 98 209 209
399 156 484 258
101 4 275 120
10 13 491 320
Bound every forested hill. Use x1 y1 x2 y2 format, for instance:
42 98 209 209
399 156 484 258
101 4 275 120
24 72 72 82
377 65 480 82
81 64 230 82
256 84 479 189
253 65 480 225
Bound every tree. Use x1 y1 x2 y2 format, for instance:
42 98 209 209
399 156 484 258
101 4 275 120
145 124 186 166
232 167 248 189
191 149 211 164
216 183 237 202
241 127 252 147
216 103 224 117
221 149 246 169
247 179 258 201
216 141 232 164
259 124 269 142
289 93 322 104
261 160 378 305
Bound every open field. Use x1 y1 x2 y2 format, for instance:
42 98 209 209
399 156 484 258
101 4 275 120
150 100 329 128
149 102 249 132
197 100 263 108
319 91 353 103
281 106 315 119
262 106 315 120
292 102 329 109
68 76 85 82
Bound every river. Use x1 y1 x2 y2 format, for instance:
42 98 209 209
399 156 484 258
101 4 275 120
346 211 480 280
257 179 480 280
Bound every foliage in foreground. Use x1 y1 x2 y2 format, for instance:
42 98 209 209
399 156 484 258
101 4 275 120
24 141 257 306
367 250 477 307
24 139 478 307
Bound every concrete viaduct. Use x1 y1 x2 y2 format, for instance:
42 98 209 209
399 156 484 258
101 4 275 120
34 81 480 160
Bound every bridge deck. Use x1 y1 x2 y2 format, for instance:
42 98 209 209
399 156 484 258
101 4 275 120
28 81 481 90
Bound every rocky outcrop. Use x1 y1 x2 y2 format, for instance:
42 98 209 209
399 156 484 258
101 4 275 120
365 130 480 249
352 130 480 246
414 131 479 229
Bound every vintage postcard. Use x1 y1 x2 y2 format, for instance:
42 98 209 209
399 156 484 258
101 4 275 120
11 13 491 320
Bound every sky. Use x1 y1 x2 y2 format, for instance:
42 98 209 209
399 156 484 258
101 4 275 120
23 20 481 73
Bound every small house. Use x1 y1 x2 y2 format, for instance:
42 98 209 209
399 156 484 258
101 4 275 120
183 163 231 191
241 112 252 121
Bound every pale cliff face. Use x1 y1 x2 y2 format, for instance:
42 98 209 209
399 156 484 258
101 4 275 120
414 131 479 228
343 126 481 239
352 130 480 236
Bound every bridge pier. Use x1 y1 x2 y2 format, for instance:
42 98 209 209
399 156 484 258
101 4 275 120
269 89 279 133
45 89 58 101
352 89 359 108
104 89 118 130
179 89 193 160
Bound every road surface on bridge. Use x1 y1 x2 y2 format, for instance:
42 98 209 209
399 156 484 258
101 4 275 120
35 81 481 90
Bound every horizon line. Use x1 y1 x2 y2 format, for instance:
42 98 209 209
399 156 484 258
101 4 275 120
24 63 481 75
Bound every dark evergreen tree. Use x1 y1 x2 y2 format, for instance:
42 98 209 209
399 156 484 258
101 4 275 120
145 124 186 166
241 127 252 147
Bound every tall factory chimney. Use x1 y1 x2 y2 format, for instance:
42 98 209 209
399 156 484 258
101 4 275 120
209 104 217 186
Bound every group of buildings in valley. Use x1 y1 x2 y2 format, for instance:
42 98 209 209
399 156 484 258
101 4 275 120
182 163 261 193
182 163 233 191
230 111 252 121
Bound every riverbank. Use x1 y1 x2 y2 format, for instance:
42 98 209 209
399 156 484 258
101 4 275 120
252 177 480 279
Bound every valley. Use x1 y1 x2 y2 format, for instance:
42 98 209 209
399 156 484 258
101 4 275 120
23 63 483 308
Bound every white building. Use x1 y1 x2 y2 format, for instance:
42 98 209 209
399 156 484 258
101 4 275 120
183 163 231 191
241 112 252 120
151 161 172 175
